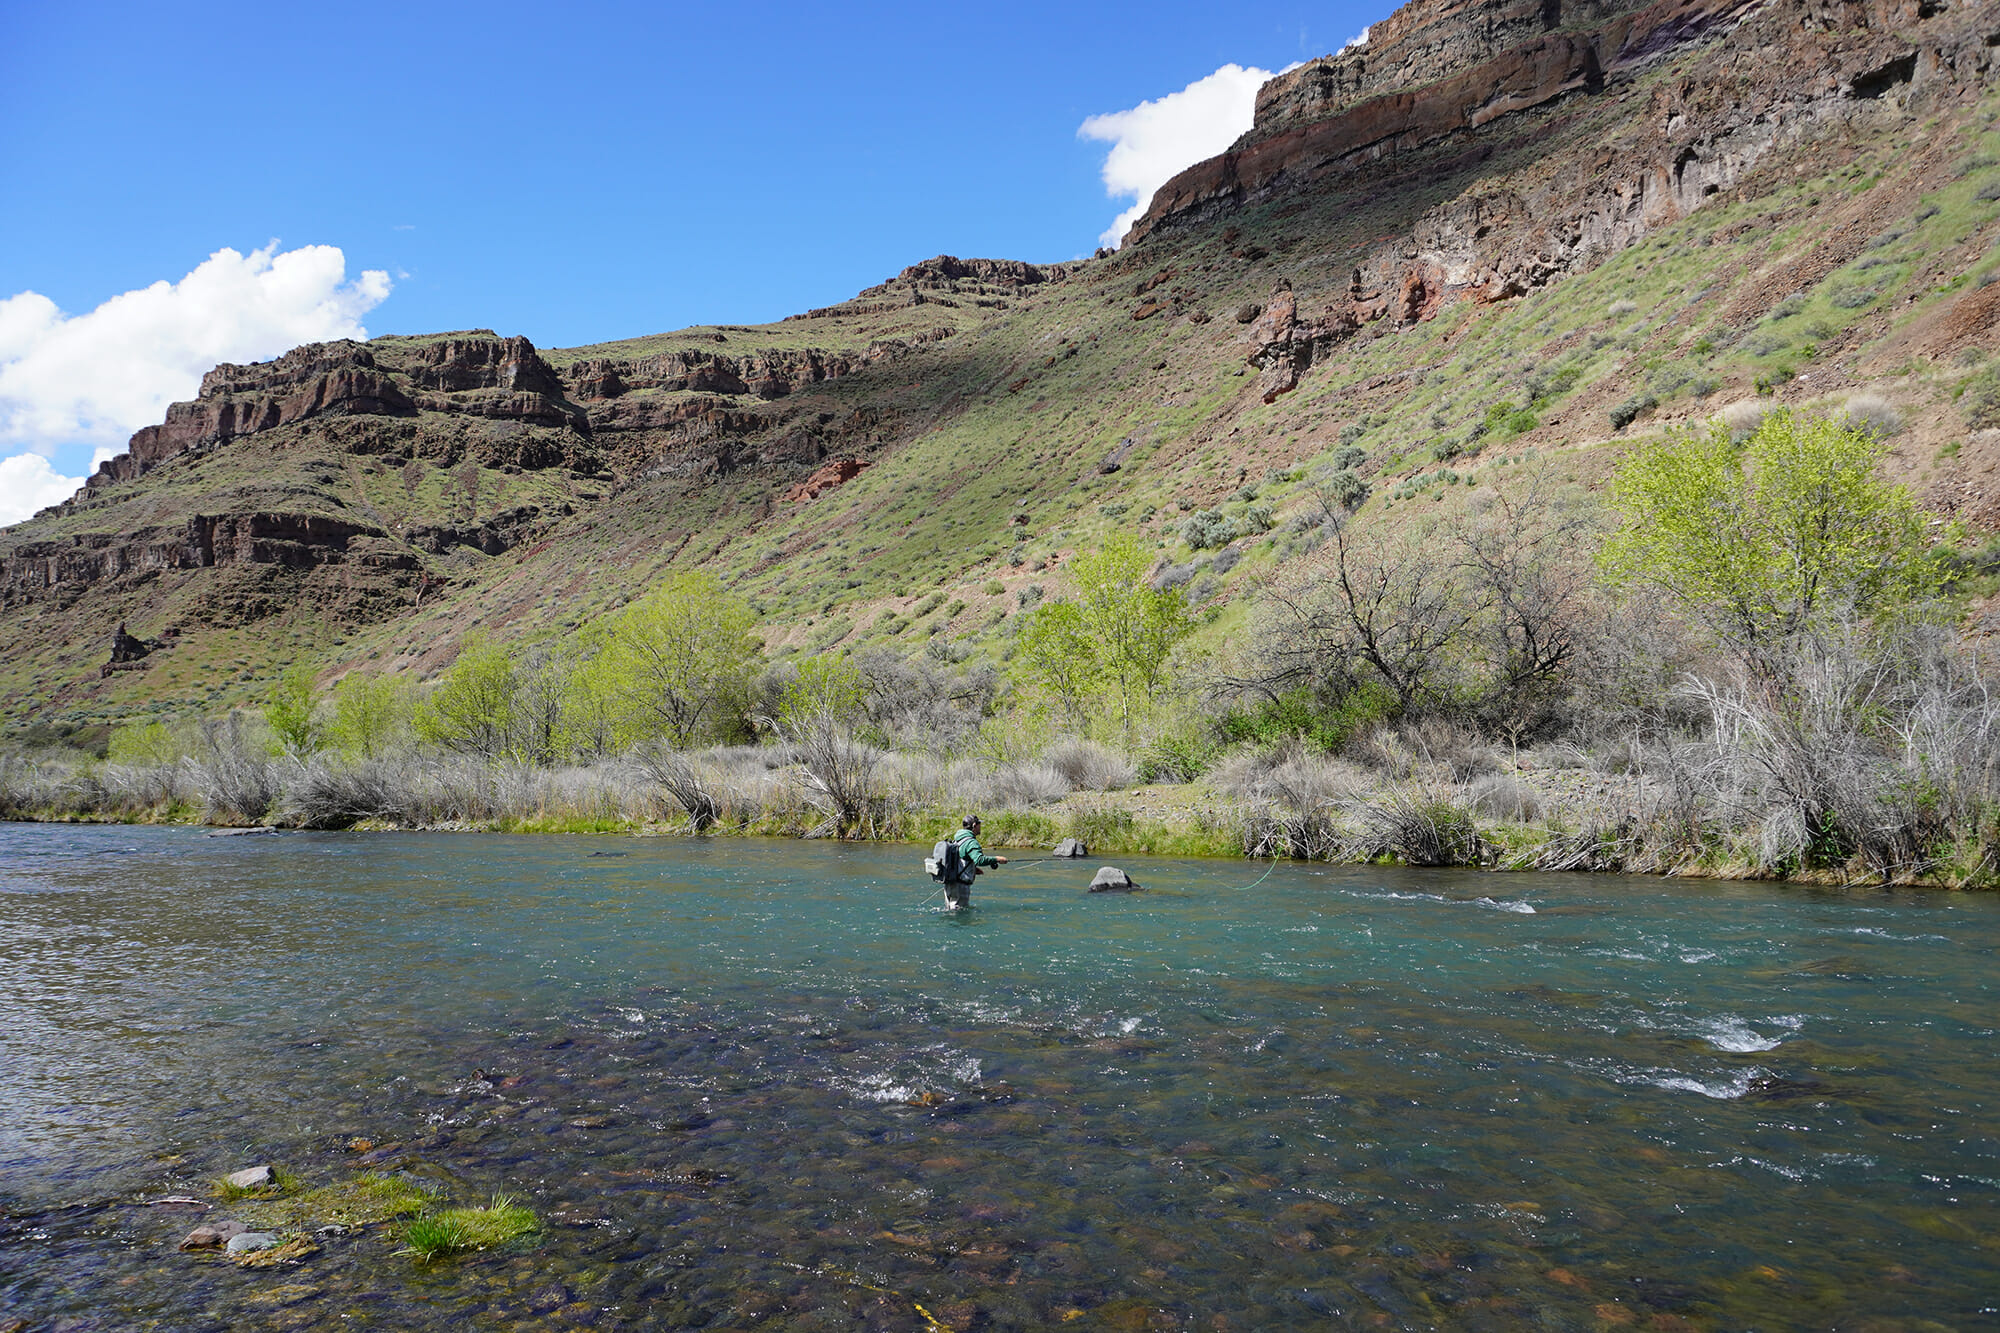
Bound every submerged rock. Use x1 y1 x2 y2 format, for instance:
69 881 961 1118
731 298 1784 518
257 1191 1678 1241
1088 867 1141 892
225 1231 280 1254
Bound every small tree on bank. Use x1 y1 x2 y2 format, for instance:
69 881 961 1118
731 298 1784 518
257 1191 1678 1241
413 636 517 758
599 572 760 748
264 664 322 759
1016 533 1193 736
327 673 414 759
1601 409 1943 661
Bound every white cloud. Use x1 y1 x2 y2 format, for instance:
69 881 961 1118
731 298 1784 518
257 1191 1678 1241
0 243 391 462
0 452 87 527
1079 62 1294 249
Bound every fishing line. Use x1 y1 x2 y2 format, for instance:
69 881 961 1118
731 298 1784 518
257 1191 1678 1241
1227 855 1284 893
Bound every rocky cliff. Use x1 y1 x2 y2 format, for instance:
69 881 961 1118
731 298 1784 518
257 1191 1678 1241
1125 0 1995 398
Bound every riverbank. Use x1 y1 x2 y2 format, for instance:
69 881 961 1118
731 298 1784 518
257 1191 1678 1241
4 747 1992 889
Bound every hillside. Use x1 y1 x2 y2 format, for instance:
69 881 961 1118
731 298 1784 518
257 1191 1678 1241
4 0 1999 735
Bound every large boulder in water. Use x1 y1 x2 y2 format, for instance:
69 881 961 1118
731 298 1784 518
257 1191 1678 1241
1051 837 1088 858
1088 866 1141 892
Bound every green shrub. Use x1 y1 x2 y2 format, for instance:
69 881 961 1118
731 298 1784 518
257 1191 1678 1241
1958 368 2000 430
1326 469 1370 510
1523 364 1581 405
1218 682 1394 752
1609 393 1658 430
1483 401 1538 440
1138 732 1219 783
1181 509 1235 550
1331 445 1367 471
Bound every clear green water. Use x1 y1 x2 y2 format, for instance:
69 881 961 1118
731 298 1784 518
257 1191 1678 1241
2 824 1997 1330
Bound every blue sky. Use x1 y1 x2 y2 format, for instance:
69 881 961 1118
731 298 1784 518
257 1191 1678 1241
0 0 1379 511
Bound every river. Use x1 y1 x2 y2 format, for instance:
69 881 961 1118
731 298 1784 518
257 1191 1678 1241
2 824 1995 1329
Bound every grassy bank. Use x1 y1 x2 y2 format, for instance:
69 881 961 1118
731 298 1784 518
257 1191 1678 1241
7 739 1996 889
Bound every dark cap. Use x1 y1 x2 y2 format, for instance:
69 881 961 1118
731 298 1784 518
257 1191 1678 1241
962 815 981 830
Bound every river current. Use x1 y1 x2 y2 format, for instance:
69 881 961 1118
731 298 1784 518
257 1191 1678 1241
1 824 1995 1329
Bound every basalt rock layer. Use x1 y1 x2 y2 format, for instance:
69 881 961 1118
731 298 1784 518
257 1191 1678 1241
1125 0 1994 355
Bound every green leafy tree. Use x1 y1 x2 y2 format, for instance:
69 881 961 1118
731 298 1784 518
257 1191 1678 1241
327 674 414 759
778 656 868 733
560 629 627 759
599 572 760 748
1072 533 1195 730
264 664 322 758
1014 601 1099 733
413 636 517 757
1602 409 1942 655
1017 534 1193 734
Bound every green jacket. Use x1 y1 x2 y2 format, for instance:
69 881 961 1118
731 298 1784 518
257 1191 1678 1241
952 828 1000 869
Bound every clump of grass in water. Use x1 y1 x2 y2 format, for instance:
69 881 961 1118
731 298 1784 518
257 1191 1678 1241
239 1173 436 1232
402 1195 539 1262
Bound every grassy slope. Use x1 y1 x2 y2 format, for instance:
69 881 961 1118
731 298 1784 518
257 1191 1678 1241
6 55 2000 731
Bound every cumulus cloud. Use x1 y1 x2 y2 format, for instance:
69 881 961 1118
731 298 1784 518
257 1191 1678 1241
0 242 390 524
0 453 87 527
1079 62 1293 249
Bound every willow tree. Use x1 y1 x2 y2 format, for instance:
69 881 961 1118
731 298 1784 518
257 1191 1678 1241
598 572 760 748
327 673 414 759
1016 533 1192 734
1601 409 1942 660
413 636 517 757
264 664 323 758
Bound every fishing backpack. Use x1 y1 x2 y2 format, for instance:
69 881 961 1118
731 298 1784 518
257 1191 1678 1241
929 838 973 885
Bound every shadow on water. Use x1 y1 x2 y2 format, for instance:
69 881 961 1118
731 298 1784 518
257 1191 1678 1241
2 824 1998 1329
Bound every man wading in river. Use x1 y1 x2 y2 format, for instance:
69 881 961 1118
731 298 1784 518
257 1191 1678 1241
946 815 1006 910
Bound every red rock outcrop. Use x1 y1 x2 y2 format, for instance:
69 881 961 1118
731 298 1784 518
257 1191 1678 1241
782 458 867 503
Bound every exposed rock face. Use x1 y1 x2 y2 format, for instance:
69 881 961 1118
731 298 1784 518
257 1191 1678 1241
101 344 414 488
1 512 385 595
1123 0 1989 301
897 256 1051 288
782 458 867 503
86 334 592 494
1124 0 1998 389
787 255 1072 320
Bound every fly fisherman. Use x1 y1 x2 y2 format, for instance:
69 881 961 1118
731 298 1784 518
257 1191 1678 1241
947 815 1007 910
